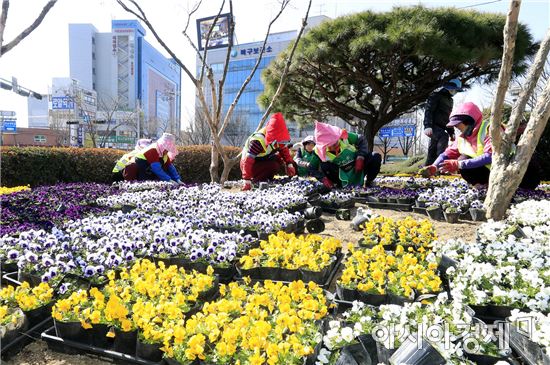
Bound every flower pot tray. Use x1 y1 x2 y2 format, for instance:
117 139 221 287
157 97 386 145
286 202 308 213
1 316 53 360
319 199 356 213
235 253 343 289
509 324 550 365
365 201 413 212
41 326 162 365
412 206 428 216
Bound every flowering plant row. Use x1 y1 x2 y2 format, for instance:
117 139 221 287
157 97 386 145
338 244 442 298
318 294 509 365
435 200 549 312
239 232 342 272
97 184 304 234
0 183 117 236
361 216 436 249
52 259 217 344
0 211 256 286
0 281 54 312
163 279 328 364
0 185 30 195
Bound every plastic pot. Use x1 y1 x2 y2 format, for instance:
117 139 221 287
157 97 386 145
465 352 509 365
469 208 487 222
387 293 413 306
136 338 163 362
357 291 387 306
487 304 518 319
17 270 42 287
303 206 322 219
54 320 91 344
397 198 413 205
426 207 443 221
198 276 219 302
279 267 299 282
214 264 236 283
376 341 397 364
23 302 53 328
389 336 446 365
90 323 113 349
259 266 281 281
336 284 357 302
113 328 137 356
306 219 325 233
416 200 426 208
444 212 460 224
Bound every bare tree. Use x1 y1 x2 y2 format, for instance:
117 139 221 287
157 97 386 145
0 0 57 57
117 0 312 183
95 95 138 148
397 135 416 157
485 0 550 220
48 111 70 146
223 113 250 147
180 106 212 145
376 136 397 164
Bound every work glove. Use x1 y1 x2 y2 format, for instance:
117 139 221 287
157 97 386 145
242 180 252 191
440 159 460 174
424 128 433 137
354 156 365 173
321 177 334 189
420 165 438 178
287 164 296 177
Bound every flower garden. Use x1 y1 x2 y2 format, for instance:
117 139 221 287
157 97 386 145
0 177 549 365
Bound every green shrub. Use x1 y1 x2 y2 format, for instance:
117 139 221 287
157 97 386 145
0 146 242 187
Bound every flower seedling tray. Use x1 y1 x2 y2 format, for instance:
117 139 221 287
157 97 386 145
235 253 342 289
319 199 355 213
365 201 413 212
412 206 428 215
1 316 53 360
41 326 162 365
509 324 550 365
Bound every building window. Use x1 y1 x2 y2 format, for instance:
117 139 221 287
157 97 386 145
34 135 46 143
92 37 95 44
92 52 96 60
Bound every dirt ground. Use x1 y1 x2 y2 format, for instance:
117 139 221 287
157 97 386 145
4 205 480 365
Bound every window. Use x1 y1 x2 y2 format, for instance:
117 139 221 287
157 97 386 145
34 135 46 143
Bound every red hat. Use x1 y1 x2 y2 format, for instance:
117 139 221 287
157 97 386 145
265 112 290 145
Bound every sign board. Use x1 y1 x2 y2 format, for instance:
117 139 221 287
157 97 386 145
1 119 16 132
0 110 16 117
102 135 136 144
77 126 84 146
196 13 232 50
378 125 416 138
52 97 75 110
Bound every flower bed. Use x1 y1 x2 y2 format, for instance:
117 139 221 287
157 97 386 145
162 279 328 364
238 232 342 284
337 245 442 305
360 216 436 250
0 183 117 236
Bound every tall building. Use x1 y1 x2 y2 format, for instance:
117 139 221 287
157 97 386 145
197 15 340 144
68 20 182 140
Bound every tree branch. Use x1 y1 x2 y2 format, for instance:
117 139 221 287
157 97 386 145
489 0 521 153
0 0 57 57
116 0 197 85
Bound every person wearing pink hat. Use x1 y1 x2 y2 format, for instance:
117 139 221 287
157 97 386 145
111 138 153 182
133 133 183 184
422 102 539 189
240 112 296 191
314 121 381 188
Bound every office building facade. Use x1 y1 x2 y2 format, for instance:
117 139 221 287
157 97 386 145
68 20 182 142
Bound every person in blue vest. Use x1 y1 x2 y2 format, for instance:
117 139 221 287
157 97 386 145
422 102 540 189
314 121 381 188
240 112 296 191
134 133 183 184
293 135 324 179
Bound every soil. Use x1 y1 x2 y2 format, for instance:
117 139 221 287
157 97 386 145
4 204 480 365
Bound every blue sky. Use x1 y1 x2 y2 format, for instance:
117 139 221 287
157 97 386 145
0 0 548 128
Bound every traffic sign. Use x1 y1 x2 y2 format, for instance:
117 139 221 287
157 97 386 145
378 125 416 138
2 120 17 132
0 110 16 117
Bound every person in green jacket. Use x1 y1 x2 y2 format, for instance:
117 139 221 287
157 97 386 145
314 121 381 188
294 136 322 176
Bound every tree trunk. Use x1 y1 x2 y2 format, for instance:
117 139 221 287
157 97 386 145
362 123 376 153
220 155 239 184
210 145 220 183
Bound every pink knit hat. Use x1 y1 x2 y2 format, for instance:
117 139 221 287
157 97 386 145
156 133 178 161
314 121 348 162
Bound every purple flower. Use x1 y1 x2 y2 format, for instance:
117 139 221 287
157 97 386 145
84 265 96 277
7 249 19 260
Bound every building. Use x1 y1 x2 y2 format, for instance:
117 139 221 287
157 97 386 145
197 15 342 144
67 20 182 143
27 95 49 129
1 127 64 147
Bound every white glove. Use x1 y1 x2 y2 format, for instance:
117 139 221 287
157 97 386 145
424 128 433 137
176 179 184 185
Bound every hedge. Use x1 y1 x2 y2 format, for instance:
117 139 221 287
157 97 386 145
0 146 242 187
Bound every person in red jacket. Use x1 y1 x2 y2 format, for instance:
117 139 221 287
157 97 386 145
240 112 296 191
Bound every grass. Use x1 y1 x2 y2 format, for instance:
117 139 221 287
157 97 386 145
380 155 426 176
